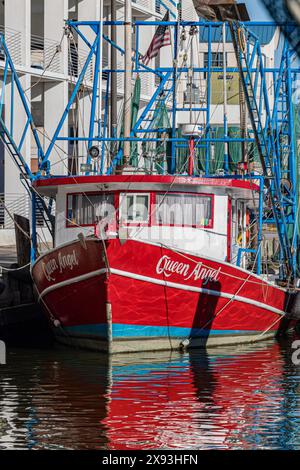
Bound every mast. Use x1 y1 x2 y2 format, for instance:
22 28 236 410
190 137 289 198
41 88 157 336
111 0 118 154
98 0 104 144
123 0 132 167
171 2 181 174
223 21 229 173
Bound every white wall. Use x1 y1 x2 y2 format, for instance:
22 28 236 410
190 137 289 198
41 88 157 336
131 195 228 260
4 0 31 205
44 0 69 175
55 186 229 262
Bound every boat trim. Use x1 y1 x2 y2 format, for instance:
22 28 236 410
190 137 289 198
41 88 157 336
110 268 286 317
31 237 101 273
32 236 287 293
36 264 285 317
34 175 261 192
37 268 107 300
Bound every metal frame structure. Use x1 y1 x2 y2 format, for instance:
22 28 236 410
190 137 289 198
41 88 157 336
0 19 299 281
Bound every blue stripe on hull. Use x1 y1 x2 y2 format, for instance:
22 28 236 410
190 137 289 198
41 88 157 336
65 324 108 337
65 323 262 339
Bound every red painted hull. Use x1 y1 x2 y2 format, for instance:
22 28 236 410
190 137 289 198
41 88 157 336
31 237 290 352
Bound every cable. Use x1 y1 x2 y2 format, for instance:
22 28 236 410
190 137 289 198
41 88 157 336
0 262 31 272
24 31 65 95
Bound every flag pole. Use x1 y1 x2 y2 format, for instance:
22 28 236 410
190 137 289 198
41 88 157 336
98 0 104 158
171 3 182 174
123 0 132 167
223 21 229 173
111 0 118 158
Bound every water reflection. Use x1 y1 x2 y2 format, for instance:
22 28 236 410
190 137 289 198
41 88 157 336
0 337 299 450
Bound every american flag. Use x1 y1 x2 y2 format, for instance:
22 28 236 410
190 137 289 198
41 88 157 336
141 12 171 66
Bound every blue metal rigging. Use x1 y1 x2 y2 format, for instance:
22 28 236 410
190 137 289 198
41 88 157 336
0 18 298 279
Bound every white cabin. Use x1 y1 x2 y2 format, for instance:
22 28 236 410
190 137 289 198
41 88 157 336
35 175 258 267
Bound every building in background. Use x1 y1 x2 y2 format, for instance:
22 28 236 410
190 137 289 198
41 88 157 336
0 0 175 244
0 0 279 245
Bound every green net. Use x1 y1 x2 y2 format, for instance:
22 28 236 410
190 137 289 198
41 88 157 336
228 126 242 171
118 75 141 166
152 100 171 174
130 74 141 166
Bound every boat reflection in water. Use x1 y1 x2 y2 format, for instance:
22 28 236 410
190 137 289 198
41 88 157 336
0 337 300 450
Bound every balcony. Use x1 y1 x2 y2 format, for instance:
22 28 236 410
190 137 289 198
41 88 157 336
0 25 95 84
31 33 63 74
0 25 22 65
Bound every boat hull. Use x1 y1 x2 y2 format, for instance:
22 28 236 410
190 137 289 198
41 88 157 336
31 237 289 353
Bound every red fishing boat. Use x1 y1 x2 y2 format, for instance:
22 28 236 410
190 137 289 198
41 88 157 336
31 175 291 353
26 6 299 352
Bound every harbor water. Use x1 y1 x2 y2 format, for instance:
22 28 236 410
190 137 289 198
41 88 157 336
0 336 300 450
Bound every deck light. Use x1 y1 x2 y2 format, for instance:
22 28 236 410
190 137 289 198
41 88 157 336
88 146 100 160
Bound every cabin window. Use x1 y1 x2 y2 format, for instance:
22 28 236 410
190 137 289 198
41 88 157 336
67 193 114 227
120 193 150 224
155 193 213 228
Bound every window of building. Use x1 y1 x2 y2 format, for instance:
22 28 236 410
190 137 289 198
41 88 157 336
155 193 213 228
155 0 161 14
120 193 150 224
203 52 227 78
67 193 115 227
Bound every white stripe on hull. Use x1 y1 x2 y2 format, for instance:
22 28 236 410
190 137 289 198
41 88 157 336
109 268 286 317
37 268 107 300
36 266 286 318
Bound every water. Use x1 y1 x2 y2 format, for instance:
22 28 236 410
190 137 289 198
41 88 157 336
0 336 300 450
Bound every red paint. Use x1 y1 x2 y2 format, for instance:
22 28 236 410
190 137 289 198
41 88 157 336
104 342 284 450
32 237 289 345
188 138 195 176
227 197 232 262
34 175 260 192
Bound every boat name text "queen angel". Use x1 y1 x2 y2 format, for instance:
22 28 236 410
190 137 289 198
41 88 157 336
42 250 79 282
156 255 221 285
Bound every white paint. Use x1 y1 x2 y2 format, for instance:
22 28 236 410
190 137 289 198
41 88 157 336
35 262 285 317
44 1 68 175
110 267 285 317
37 268 107 300
156 254 221 284
55 187 228 261
42 249 79 282
129 194 228 260
4 0 31 219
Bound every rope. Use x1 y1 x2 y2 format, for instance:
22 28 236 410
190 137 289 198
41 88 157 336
193 244 262 334
0 262 31 272
173 243 271 344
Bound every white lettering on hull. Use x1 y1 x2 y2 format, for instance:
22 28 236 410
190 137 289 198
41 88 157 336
156 255 221 285
42 250 79 282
